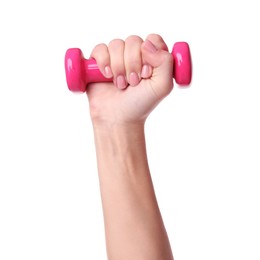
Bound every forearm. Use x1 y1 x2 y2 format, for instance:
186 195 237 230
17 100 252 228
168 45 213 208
93 122 173 260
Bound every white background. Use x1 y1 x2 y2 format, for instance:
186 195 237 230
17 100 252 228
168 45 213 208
0 0 259 259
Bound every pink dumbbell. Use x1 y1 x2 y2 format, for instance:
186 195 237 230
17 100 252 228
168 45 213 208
65 42 192 92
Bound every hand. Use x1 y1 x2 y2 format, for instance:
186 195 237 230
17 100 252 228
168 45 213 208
86 34 174 127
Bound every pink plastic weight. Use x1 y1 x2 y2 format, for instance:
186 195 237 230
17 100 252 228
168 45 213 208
172 42 192 86
65 42 192 92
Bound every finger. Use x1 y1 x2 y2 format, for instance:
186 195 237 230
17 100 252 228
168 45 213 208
141 33 169 72
145 33 169 52
108 39 127 89
140 34 169 79
141 37 172 70
140 64 153 79
141 38 174 98
90 43 113 78
124 35 143 86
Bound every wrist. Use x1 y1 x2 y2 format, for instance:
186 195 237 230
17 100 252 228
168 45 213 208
92 121 147 170
92 120 145 137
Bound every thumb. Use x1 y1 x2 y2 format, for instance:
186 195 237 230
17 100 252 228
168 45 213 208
141 39 174 98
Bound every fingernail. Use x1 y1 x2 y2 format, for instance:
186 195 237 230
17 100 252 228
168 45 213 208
104 66 113 78
141 65 152 78
116 75 127 89
129 72 140 86
143 39 157 53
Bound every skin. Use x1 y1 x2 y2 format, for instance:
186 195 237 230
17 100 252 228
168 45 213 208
87 34 174 260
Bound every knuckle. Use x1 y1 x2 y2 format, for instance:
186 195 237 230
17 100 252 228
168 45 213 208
146 33 163 42
91 43 109 66
108 38 124 50
146 34 168 51
94 43 107 51
91 43 106 56
125 35 143 45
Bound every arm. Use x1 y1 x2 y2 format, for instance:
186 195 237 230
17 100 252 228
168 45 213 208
87 34 174 260
93 123 173 260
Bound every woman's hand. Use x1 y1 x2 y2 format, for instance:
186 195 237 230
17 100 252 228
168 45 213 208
86 34 174 127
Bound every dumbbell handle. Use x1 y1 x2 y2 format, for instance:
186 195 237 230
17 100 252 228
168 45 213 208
65 42 192 92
